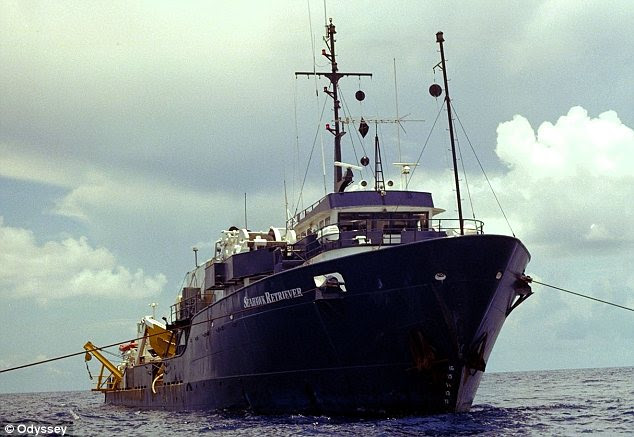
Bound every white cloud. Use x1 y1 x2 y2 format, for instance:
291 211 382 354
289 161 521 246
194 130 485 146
495 106 634 252
0 216 166 300
497 107 634 180
426 105 634 370
417 106 634 256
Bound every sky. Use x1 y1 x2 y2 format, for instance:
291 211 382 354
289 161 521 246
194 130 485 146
1 0 633 394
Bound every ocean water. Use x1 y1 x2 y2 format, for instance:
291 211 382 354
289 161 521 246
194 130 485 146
1 367 632 436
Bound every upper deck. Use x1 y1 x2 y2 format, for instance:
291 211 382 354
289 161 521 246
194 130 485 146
288 190 445 235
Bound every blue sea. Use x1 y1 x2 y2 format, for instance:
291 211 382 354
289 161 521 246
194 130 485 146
1 367 632 436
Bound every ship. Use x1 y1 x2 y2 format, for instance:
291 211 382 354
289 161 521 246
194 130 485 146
83 20 532 415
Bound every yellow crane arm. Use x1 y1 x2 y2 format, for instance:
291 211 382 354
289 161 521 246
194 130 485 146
84 341 122 391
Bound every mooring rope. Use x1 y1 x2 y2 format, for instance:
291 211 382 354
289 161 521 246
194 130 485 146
522 275 634 312
0 318 196 375
0 287 318 375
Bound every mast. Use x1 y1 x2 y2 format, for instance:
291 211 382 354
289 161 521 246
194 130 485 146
327 20 343 189
296 19 372 193
436 31 464 235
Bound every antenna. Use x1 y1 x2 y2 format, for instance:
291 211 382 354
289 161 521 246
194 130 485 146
192 247 199 267
322 0 327 27
244 193 248 229
284 179 289 232
338 116 424 125
393 58 402 163
434 32 464 235
149 302 158 319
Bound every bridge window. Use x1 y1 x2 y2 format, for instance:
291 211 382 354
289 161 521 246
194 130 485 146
338 212 429 232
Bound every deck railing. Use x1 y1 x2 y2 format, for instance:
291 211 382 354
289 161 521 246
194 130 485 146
170 291 215 323
291 218 484 260
286 198 324 229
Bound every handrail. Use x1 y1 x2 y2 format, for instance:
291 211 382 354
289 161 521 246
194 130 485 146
287 197 325 229
291 218 484 260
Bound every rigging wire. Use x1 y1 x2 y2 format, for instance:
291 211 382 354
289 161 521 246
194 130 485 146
393 58 402 163
322 0 327 27
0 337 136 375
0 319 192 375
0 285 313 376
451 103 516 237
306 0 328 196
407 102 445 184
523 276 634 312
319 121 328 196
307 0 318 85
293 97 329 219
455 134 477 219
102 348 123 359
338 86 373 179
293 73 300 209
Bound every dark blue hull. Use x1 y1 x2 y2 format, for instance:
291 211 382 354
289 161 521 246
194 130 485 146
106 234 530 415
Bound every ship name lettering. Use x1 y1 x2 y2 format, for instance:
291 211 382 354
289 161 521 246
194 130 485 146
243 287 303 308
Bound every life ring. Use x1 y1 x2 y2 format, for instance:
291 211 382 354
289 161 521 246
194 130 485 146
119 342 138 352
